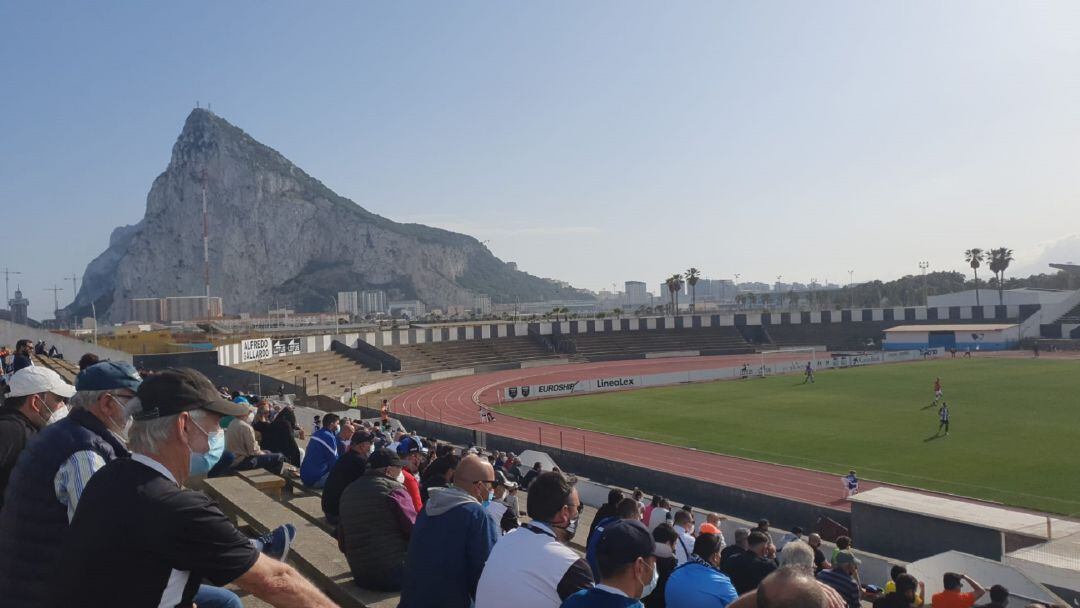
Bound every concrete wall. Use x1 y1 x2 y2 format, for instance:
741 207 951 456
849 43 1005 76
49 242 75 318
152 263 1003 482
0 319 131 364
133 351 304 396
852 501 1005 562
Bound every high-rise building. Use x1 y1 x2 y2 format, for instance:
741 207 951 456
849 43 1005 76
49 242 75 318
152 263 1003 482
8 287 29 325
389 300 426 318
360 290 387 315
338 291 359 315
624 281 648 307
473 294 492 315
164 296 223 322
129 298 166 323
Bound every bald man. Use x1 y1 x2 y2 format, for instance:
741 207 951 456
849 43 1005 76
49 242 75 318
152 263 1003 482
400 455 499 608
758 567 829 608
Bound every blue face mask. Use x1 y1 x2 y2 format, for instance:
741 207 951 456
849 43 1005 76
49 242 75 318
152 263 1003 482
188 417 226 476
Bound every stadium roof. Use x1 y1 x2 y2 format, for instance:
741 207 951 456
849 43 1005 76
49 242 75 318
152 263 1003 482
883 324 1017 333
1049 262 1080 274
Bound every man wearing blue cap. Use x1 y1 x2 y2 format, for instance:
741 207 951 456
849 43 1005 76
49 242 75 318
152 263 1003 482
562 519 659 607
0 361 141 607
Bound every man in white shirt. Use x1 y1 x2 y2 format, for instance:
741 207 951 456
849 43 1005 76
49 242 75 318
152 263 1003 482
672 509 698 565
475 471 594 607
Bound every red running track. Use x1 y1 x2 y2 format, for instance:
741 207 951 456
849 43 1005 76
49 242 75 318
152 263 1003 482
391 354 882 510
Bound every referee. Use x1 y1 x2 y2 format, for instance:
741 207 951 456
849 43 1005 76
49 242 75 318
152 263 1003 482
49 368 337 608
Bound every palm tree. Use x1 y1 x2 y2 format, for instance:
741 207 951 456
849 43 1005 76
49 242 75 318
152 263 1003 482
666 274 683 314
559 307 570 321
612 308 623 319
964 248 985 305
685 268 700 312
987 247 1014 305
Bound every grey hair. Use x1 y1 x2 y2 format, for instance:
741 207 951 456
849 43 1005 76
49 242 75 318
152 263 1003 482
735 527 752 542
129 407 210 455
779 540 815 572
69 389 118 411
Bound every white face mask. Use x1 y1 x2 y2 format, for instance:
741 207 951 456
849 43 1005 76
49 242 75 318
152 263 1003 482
47 403 69 425
395 471 406 484
640 560 659 598
368 444 376 456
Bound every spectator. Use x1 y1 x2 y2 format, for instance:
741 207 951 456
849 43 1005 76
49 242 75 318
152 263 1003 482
225 404 285 475
590 488 626 538
488 469 520 533
321 428 375 526
977 585 1009 608
47 344 62 358
700 513 726 544
338 447 417 591
663 532 738 608
816 552 868 608
757 567 829 608
10 339 34 373
0 366 75 510
523 460 543 488
807 533 831 573
830 536 852 564
930 573 986 608
646 524 680 608
720 528 751 571
396 435 426 512
48 368 333 608
475 471 594 607
562 520 658 608
0 361 140 607
256 406 303 466
672 509 697 565
420 451 459 502
648 498 673 533
589 497 647 577
875 573 921 608
755 519 771 534
299 412 343 488
633 487 646 512
401 454 499 607
724 530 778 594
778 539 847 608
882 566 924 607
645 494 663 524
77 352 100 370
777 526 804 551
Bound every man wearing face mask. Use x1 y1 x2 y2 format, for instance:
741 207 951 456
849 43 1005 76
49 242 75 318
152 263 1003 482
0 366 76 511
321 428 375 527
562 519 660 608
224 403 286 475
400 454 500 608
300 413 345 488
48 368 338 608
0 362 140 607
396 435 426 513
474 471 595 608
338 447 418 591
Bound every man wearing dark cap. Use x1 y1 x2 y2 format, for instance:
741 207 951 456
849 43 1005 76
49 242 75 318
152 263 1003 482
339 447 418 591
396 435 427 512
0 361 139 607
47 368 336 608
322 427 376 526
817 552 868 608
562 520 658 607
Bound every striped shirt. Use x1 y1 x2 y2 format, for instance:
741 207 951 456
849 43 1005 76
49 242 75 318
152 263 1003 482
816 568 860 608
54 450 108 522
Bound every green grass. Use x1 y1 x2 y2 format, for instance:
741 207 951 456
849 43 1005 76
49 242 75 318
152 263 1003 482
500 359 1080 515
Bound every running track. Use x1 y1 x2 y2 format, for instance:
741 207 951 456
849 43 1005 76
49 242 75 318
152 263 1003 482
391 354 881 510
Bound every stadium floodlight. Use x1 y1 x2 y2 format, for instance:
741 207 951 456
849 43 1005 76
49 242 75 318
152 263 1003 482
758 347 818 378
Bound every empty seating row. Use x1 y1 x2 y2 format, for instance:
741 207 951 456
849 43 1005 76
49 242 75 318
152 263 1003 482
564 327 754 360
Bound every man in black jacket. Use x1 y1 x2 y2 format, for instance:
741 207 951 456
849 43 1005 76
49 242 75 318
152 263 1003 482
724 530 778 594
322 428 375 526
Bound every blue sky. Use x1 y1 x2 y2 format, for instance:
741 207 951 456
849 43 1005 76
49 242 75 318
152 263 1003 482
2 1 1078 319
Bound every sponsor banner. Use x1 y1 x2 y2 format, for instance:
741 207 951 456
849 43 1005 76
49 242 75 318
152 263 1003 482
240 338 273 363
504 380 579 401
272 338 302 356
591 376 638 390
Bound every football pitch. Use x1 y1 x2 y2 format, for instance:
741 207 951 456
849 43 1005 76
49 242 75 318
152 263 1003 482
500 358 1080 515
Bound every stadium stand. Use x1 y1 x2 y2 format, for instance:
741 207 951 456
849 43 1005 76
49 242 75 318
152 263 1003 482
29 353 80 383
234 351 388 396
760 322 894 350
381 335 560 374
560 327 754 361
1055 302 1080 324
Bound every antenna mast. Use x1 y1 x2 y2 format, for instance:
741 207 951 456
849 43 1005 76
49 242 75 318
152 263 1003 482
201 170 211 323
3 267 22 307
45 285 64 323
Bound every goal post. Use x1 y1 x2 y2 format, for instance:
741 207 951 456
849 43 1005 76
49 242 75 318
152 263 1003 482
759 347 818 378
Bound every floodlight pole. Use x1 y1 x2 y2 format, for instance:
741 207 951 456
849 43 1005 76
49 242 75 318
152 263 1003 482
919 261 930 306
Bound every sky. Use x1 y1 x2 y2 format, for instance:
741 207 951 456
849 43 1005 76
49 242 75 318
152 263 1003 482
2 1 1079 319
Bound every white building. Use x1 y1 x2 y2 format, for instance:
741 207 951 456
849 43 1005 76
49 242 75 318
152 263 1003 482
624 281 648 307
473 294 492 315
337 291 359 315
360 290 387 314
928 288 1073 308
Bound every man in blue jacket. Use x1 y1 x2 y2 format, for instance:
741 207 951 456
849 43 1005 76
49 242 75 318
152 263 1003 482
300 413 343 488
665 533 738 608
399 454 498 608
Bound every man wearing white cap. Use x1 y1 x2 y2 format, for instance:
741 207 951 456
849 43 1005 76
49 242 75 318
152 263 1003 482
0 366 76 511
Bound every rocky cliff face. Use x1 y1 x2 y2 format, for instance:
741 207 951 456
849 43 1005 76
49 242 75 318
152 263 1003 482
68 109 587 322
